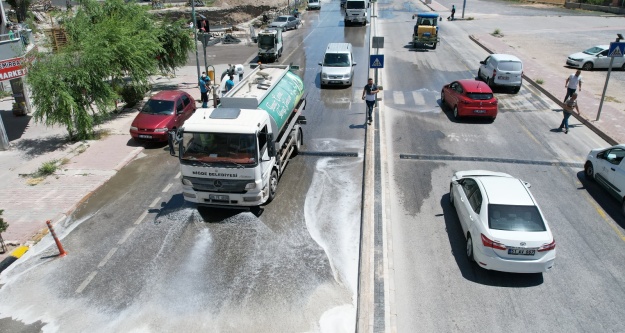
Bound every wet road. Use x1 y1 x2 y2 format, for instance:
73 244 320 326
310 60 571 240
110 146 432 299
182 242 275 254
0 2 368 332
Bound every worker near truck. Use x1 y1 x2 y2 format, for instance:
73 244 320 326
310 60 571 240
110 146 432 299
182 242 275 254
199 72 211 108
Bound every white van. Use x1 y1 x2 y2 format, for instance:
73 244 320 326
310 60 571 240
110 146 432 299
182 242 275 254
477 54 523 94
308 0 321 10
344 0 368 26
319 43 357 87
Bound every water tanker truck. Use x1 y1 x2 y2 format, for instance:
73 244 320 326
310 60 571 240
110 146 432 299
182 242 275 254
169 64 306 208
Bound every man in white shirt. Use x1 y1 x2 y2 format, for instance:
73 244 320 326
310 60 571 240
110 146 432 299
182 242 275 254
564 69 582 102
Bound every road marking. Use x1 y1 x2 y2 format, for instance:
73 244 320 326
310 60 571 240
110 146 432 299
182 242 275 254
412 91 425 105
175 172 181 179
399 154 583 168
392 91 404 105
162 183 173 193
97 247 118 268
76 271 98 294
149 197 161 208
582 188 625 242
118 227 135 245
134 211 148 225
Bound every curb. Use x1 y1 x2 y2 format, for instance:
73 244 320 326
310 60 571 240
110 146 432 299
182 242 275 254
468 35 618 146
0 245 29 274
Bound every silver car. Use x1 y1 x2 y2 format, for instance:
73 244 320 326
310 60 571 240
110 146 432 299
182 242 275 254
566 45 625 71
268 15 300 31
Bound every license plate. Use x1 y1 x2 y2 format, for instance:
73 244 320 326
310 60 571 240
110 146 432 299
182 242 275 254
473 110 486 114
329 80 340 84
139 135 152 139
497 76 509 80
209 194 229 201
508 249 536 255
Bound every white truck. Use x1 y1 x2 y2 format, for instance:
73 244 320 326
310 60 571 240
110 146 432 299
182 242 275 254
257 28 283 63
169 65 306 208
344 0 369 26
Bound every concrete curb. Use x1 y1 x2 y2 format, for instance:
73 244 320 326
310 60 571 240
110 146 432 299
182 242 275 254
468 34 618 146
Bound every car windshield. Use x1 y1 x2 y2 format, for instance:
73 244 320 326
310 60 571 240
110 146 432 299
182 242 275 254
274 17 288 22
181 132 258 166
466 93 493 100
488 204 547 232
324 53 350 67
346 1 365 9
497 61 522 71
258 35 274 48
583 46 604 55
141 99 175 115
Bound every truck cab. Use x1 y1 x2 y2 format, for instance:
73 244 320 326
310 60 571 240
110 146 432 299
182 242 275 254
412 12 440 49
344 0 368 26
257 28 283 63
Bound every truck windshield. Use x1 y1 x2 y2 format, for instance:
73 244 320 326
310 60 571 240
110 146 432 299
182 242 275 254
323 53 350 67
181 132 258 166
346 1 365 9
258 35 275 48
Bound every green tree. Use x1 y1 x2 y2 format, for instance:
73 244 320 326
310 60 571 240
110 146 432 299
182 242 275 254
26 0 193 140
6 0 32 23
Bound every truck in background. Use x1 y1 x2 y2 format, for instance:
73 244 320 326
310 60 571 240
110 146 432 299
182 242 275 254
169 65 306 208
257 28 283 63
412 12 440 49
344 0 368 26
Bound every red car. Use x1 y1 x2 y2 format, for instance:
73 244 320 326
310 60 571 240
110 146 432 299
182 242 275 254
441 79 498 121
129 90 196 142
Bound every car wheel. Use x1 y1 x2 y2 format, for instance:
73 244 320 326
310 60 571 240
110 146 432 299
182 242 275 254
453 106 460 120
477 69 482 80
490 116 496 123
487 77 494 88
621 198 625 217
267 170 279 203
466 234 475 262
440 91 446 109
512 86 520 94
584 161 594 181
449 184 454 204
582 62 594 71
621 62 625 71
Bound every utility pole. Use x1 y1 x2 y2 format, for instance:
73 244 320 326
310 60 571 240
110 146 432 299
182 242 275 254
191 0 201 81
596 33 624 121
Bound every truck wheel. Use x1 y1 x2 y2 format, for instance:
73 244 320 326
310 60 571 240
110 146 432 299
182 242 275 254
293 129 303 156
267 170 279 203
432 42 437 50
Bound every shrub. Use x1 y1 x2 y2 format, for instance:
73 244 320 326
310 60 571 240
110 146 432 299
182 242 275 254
119 84 150 108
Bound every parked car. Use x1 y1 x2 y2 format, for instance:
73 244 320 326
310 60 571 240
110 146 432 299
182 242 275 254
441 79 498 121
307 0 321 10
477 54 523 93
268 15 300 31
449 170 556 273
584 144 625 216
129 90 196 143
566 45 625 71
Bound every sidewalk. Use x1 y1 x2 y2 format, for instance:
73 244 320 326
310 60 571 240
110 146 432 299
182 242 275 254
0 47 254 261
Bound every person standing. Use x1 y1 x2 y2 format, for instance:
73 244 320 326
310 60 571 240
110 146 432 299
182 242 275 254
362 78 380 124
559 93 581 134
564 69 582 102
199 72 210 108
450 5 456 21
225 75 235 92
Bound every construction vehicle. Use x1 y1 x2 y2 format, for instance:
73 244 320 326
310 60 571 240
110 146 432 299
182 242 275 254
412 12 440 49
257 28 283 63
169 65 306 208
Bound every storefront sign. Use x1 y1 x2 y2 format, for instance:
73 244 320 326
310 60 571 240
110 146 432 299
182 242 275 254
0 57 27 80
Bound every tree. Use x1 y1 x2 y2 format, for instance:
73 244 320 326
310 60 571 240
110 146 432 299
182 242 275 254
6 0 32 23
26 0 194 141
0 210 8 253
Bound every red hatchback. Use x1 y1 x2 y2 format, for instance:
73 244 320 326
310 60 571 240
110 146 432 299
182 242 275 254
441 79 498 121
130 90 196 142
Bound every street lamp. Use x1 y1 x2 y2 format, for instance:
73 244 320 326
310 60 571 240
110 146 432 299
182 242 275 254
596 33 624 121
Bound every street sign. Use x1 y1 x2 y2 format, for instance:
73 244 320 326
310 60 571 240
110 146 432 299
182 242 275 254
372 37 384 49
370 55 384 68
608 42 625 57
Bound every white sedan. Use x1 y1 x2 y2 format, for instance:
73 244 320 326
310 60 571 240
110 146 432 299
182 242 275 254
566 45 625 71
584 144 625 216
449 170 556 273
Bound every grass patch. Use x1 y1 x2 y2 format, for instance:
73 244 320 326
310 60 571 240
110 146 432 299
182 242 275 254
536 79 544 85
37 160 58 176
492 28 503 37
605 96 621 103
467 17 474 20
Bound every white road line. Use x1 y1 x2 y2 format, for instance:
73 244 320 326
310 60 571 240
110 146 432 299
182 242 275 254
75 271 98 294
412 91 425 105
97 247 118 268
175 172 181 179
392 91 405 105
134 211 148 225
118 227 135 245
162 183 173 193
149 197 161 208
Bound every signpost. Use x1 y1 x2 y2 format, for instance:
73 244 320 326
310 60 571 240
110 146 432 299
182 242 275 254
596 37 624 121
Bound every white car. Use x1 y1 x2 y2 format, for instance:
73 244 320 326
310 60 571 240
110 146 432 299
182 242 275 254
449 170 556 273
566 45 625 71
584 144 625 216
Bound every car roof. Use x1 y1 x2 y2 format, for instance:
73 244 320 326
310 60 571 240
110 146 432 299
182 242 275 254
477 176 535 206
490 54 522 62
326 42 352 53
149 90 187 101
417 13 439 18
455 79 493 93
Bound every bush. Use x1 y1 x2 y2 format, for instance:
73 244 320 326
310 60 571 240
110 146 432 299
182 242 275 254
119 84 150 108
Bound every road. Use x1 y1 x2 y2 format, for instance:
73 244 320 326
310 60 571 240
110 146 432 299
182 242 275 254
2 0 625 332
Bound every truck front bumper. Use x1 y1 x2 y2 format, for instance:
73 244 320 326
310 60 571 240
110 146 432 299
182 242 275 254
182 185 268 207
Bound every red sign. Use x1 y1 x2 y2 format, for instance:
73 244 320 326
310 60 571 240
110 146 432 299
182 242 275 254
0 57 27 81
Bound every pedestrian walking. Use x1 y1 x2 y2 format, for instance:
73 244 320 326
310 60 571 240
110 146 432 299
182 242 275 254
362 78 380 124
225 75 235 92
235 64 244 81
559 93 581 134
564 69 582 102
199 72 210 108
449 5 456 21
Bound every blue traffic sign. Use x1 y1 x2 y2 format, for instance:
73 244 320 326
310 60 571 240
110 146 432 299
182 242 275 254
370 55 384 68
608 42 625 57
